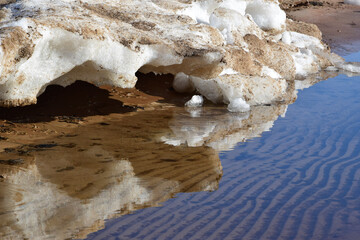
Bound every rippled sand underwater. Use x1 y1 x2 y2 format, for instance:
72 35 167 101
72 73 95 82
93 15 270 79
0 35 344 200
87 73 360 240
0 69 360 239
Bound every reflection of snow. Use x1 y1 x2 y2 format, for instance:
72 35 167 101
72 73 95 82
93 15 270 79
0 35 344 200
162 105 288 151
0 135 222 240
1 157 153 240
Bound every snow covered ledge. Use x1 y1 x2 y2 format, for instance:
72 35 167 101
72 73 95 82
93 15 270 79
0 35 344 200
0 28 185 106
0 0 358 108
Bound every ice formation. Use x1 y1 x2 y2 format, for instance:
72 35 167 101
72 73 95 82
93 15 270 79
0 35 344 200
185 95 204 107
227 98 250 112
0 0 358 108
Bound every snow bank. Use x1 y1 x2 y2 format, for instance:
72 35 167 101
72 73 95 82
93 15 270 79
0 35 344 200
0 0 353 109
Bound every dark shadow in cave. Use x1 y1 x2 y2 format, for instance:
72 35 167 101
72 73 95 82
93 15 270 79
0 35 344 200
135 72 194 106
0 80 135 123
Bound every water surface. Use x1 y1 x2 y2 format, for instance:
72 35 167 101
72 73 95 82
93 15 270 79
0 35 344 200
87 73 360 240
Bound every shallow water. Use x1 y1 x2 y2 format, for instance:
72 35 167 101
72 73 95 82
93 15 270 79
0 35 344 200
0 71 359 239
85 73 360 240
344 50 360 62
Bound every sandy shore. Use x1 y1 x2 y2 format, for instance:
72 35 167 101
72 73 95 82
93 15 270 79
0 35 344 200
282 0 360 55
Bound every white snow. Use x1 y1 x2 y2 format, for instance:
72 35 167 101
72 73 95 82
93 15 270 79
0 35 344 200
281 31 328 77
282 31 324 50
191 77 224 103
220 68 239 76
336 62 360 73
227 98 250 112
209 8 262 44
173 72 195 93
261 66 282 79
281 31 292 45
220 0 248 15
185 95 204 107
178 0 219 24
292 49 319 77
1 18 34 32
177 73 287 110
245 0 286 31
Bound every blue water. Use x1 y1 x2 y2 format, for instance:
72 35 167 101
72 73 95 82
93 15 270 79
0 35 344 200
87 73 360 240
344 51 360 62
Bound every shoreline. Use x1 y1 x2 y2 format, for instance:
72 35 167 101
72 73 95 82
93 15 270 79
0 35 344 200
282 0 360 55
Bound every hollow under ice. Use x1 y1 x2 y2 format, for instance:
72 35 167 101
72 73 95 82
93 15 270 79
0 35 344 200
0 0 358 110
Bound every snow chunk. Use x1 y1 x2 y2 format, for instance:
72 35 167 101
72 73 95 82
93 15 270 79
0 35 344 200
220 0 248 15
336 62 360 73
282 31 324 50
191 74 288 106
209 7 262 44
292 50 319 77
2 18 35 32
178 0 219 24
191 77 224 103
185 95 204 107
245 0 286 31
220 68 239 76
261 66 282 79
227 98 250 112
173 72 195 93
281 31 292 45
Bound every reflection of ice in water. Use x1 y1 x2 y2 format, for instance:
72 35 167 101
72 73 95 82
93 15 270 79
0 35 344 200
162 105 288 151
0 112 222 240
1 154 153 240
